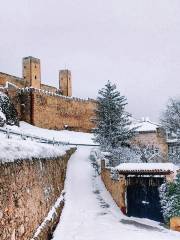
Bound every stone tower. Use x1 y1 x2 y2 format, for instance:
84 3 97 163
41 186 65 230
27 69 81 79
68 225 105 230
59 70 72 97
22 56 41 89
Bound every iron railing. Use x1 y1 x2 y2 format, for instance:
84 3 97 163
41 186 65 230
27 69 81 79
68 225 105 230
0 127 99 147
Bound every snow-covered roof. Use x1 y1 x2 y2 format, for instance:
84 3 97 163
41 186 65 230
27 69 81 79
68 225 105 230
131 117 160 133
115 163 179 174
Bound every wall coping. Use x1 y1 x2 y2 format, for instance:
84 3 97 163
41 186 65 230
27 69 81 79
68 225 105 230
18 87 97 103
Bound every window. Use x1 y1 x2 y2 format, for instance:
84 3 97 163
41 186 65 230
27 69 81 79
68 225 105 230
35 75 37 79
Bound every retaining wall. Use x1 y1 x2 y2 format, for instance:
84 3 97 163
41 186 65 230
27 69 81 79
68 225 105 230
101 161 126 213
0 148 76 240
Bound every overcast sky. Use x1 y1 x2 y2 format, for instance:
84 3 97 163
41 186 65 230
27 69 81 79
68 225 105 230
0 0 180 121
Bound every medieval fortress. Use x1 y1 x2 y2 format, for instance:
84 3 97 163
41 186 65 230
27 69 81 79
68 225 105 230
0 56 96 132
0 56 175 160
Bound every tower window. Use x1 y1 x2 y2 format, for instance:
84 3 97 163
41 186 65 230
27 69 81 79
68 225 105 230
35 75 37 79
35 65 37 68
24 66 26 69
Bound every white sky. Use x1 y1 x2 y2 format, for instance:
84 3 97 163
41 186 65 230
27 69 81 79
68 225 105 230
0 0 180 121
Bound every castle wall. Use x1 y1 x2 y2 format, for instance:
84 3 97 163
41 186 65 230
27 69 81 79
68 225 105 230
31 90 96 132
41 83 57 93
0 72 25 88
0 88 96 132
0 148 76 240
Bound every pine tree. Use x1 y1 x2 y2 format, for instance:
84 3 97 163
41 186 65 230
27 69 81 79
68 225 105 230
0 92 19 126
93 81 135 151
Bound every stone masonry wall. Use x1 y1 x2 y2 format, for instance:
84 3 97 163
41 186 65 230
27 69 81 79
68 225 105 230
0 148 76 240
31 91 96 132
101 162 126 213
132 129 168 161
41 84 57 93
0 73 25 89
0 88 97 132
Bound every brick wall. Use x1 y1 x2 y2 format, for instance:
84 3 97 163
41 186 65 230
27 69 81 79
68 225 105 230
0 148 76 240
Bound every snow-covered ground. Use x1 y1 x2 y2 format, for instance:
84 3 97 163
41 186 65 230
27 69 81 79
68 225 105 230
0 122 94 162
7 121 94 145
0 136 69 163
0 127 70 163
52 147 180 240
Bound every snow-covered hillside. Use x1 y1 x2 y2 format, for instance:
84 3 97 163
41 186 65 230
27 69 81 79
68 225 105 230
7 121 94 145
0 121 94 163
0 129 70 163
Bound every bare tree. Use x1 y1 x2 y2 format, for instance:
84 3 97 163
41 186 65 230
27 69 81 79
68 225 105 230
160 98 180 137
161 98 180 164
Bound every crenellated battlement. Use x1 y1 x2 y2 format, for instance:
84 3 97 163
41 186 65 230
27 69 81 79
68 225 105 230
0 58 96 132
18 87 96 103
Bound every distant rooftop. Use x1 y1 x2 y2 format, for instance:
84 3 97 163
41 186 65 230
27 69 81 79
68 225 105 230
131 117 160 133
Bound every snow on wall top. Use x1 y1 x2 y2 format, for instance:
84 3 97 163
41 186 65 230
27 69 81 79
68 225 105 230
115 163 179 173
0 137 70 163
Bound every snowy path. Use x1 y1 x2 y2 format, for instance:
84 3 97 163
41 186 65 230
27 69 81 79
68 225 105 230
52 147 180 240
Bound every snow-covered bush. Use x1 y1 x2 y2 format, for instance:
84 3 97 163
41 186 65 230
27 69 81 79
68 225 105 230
108 146 141 167
0 108 6 127
89 148 102 175
110 168 119 180
0 92 19 126
105 144 164 167
159 173 180 224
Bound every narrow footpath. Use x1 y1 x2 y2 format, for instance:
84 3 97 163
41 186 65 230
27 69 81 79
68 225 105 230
52 147 180 240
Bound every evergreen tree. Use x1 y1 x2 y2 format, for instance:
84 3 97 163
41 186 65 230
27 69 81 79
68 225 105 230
0 92 19 126
94 81 135 151
0 107 6 127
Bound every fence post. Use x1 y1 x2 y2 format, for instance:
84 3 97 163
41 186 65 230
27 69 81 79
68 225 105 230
6 128 10 139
